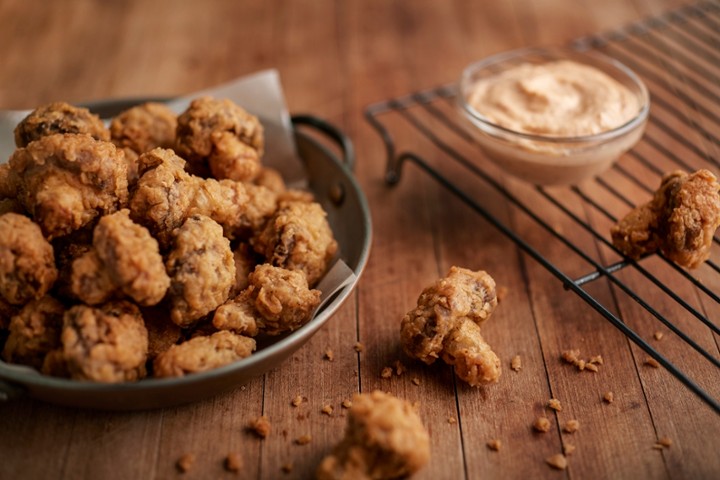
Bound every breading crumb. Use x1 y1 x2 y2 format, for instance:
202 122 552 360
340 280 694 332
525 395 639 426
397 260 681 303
547 398 562 412
224 453 243 473
250 415 271 438
411 377 421 386
585 363 599 373
653 443 664 450
561 349 580 364
394 360 406 376
324 349 335 362
533 417 551 433
295 434 312 445
380 367 393 378
448 417 457 424
653 331 664 341
658 437 672 447
321 404 334 416
176 453 195 473
589 355 604 365
603 391 614 404
563 419 580 433
563 443 576 456
291 395 303 407
645 357 661 368
487 439 502 451
341 399 353 409
353 342 364 353
546 453 568 470
511 355 522 372
576 359 586 371
281 463 293 474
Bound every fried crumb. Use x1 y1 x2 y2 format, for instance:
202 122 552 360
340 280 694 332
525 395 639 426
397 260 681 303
547 398 562 412
321 404 334 416
341 399 352 409
447 417 457 424
563 443 576 456
658 437 672 447
291 395 304 407
533 417 551 433
176 453 195 473
576 359 586 371
645 357 661 368
224 453 243 473
281 463 293 474
324 349 335 362
487 439 502 451
652 443 665 450
295 434 312 445
380 366 393 378
589 355 604 365
603 391 614 404
394 360 406 376
511 355 522 372
563 419 580 433
561 349 580 364
585 363 599 373
496 285 509 303
546 453 568 470
250 415 271 438
654 331 664 341
353 342 364 353
411 377 421 386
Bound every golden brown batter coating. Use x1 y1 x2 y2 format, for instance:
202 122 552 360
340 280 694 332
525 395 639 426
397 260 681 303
0 298 19 331
61 301 148 382
142 306 183 360
253 167 286 194
165 215 236 328
213 264 321 336
13 102 110 148
252 200 338 287
0 163 17 199
2 296 65 370
176 96 264 181
400 266 497 365
129 148 276 247
153 330 256 378
110 102 178 185
440 319 501 386
0 213 58 305
611 169 720 268
316 391 430 480
70 210 169 306
230 243 257 297
8 134 129 239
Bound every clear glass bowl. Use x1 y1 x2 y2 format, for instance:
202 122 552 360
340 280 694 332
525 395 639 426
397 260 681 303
457 47 650 186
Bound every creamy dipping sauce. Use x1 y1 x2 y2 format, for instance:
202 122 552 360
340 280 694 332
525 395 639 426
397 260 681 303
468 60 639 137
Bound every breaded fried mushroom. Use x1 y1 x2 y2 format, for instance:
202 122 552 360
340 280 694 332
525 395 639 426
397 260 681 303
316 391 430 480
2 296 65 370
14 101 109 148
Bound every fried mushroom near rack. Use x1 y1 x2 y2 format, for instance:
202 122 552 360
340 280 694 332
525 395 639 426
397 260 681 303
7 133 129 239
13 101 110 148
400 266 502 386
611 169 720 269
175 96 264 181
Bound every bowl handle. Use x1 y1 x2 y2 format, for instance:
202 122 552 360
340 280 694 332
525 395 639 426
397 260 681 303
291 115 355 171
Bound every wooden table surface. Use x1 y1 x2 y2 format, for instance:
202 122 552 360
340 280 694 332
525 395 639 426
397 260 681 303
1 0 718 479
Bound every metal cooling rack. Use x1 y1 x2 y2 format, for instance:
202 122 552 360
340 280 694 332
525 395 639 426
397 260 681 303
365 1 720 414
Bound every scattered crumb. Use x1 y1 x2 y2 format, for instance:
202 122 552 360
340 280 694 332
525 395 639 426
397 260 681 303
563 443 576 456
447 417 457 424
533 417 551 433
394 360 406 376
658 437 672 447
563 419 580 433
654 331 664 341
487 439 502 451
585 363 599 373
511 355 522 372
547 398 562 412
224 453 243 473
341 399 353 409
589 355 604 365
281 463 293 474
353 342 364 353
645 357 661 368
324 349 335 362
176 453 195 473
603 391 614 404
250 415 271 438
653 443 665 450
291 395 303 407
296 434 312 445
321 404 334 416
561 349 604 372
380 367 393 379
576 359 586 371
546 453 568 470
496 286 509 303
561 349 580 364
411 377 421 386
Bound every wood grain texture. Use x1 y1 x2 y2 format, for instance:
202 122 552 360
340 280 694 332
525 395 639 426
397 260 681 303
0 0 716 479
